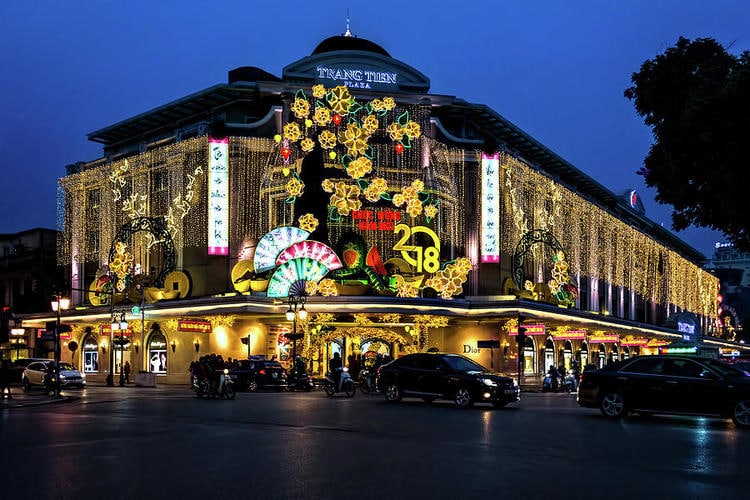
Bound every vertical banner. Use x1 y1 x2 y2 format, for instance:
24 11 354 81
481 152 500 263
208 137 229 255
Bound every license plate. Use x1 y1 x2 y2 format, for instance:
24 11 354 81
272 373 277 378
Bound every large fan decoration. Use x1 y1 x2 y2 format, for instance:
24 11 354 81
276 240 343 271
254 226 311 273
267 258 331 298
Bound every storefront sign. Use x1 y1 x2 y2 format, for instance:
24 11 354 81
315 65 398 90
352 209 401 231
480 153 500 263
99 325 134 337
11 328 25 336
178 320 212 333
553 330 586 340
647 339 669 347
509 324 545 336
37 328 72 340
208 137 229 255
620 338 649 347
588 333 619 343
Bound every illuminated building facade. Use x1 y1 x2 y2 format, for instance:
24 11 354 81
22 32 749 384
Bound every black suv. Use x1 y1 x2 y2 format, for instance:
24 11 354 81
577 355 750 428
376 352 520 408
229 358 287 391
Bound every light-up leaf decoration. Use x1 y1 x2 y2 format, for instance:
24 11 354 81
266 257 331 298
254 226 311 273
276 241 343 271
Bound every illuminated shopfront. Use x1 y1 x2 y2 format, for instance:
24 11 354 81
18 29 750 384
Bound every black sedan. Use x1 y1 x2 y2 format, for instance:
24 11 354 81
376 352 519 408
577 355 750 428
229 358 287 391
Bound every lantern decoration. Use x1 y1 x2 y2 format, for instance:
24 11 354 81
281 147 291 160
395 143 404 154
333 114 342 126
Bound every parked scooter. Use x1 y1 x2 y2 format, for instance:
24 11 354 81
323 367 356 397
192 368 236 399
358 367 376 394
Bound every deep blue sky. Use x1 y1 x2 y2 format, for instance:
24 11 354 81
2 0 748 259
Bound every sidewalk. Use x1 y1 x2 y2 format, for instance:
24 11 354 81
0 384 79 410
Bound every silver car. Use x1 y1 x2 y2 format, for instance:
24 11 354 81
22 361 86 391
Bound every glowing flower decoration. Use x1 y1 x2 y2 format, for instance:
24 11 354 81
383 97 396 110
317 279 338 296
411 179 425 192
298 213 319 232
424 204 438 219
321 179 335 193
346 156 373 179
406 200 423 218
313 107 333 127
392 193 405 207
300 137 315 153
387 123 404 141
330 182 362 216
283 122 302 142
361 115 379 136
403 121 421 140
285 176 305 197
291 98 310 119
524 280 534 291
318 130 337 149
328 85 352 115
312 84 326 99
371 99 385 112
363 177 388 202
305 281 319 296
339 122 368 158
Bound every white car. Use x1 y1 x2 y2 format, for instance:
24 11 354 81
21 361 86 391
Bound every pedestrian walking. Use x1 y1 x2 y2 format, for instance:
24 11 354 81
123 361 131 384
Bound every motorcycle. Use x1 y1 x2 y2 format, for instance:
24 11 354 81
287 371 315 392
323 367 356 397
191 368 236 399
563 373 577 393
358 367 377 395
542 371 576 393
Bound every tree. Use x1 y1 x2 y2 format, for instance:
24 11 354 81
625 37 750 251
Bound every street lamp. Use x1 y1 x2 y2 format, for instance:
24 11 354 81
286 293 307 361
111 311 128 386
50 295 70 399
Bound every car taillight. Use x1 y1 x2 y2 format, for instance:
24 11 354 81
259 369 266 375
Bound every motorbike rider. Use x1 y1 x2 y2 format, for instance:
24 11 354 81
329 352 343 390
548 364 560 392
292 355 306 378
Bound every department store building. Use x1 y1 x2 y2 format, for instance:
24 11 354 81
22 31 749 385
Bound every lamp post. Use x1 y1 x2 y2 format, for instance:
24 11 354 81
286 293 307 362
50 295 70 399
111 311 128 387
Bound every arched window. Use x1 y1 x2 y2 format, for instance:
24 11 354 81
148 329 168 374
523 336 536 374
82 333 100 373
544 338 555 372
563 340 573 370
580 341 589 367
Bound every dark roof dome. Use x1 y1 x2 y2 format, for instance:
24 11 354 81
312 35 391 57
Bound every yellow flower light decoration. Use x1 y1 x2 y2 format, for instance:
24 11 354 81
361 115 379 135
317 279 338 297
330 182 362 216
300 137 315 153
283 122 302 142
371 99 385 112
346 156 373 180
297 213 319 232
314 312 336 324
403 121 421 140
321 178 335 193
423 259 471 299
285 177 305 198
383 97 396 110
327 85 352 115
386 122 404 141
318 130 337 149
291 98 310 119
363 177 388 202
312 84 326 99
305 281 319 296
339 122 368 158
313 107 333 127
354 314 373 325
379 313 402 323
424 204 438 219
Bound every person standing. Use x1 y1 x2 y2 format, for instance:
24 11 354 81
123 361 131 384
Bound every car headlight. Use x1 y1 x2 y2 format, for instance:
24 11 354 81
59 374 67 380
512 378 518 387
479 378 497 387
81 373 86 379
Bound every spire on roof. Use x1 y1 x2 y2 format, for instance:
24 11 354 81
344 9 352 37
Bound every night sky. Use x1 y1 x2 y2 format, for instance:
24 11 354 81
2 0 748 259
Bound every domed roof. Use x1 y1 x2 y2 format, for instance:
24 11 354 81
312 35 391 57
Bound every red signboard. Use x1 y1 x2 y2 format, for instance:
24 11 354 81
178 320 212 333
37 328 72 340
588 334 620 344
509 324 545 336
553 330 587 340
620 338 649 347
351 209 402 231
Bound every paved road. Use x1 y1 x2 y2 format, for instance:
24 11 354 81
1 385 748 499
